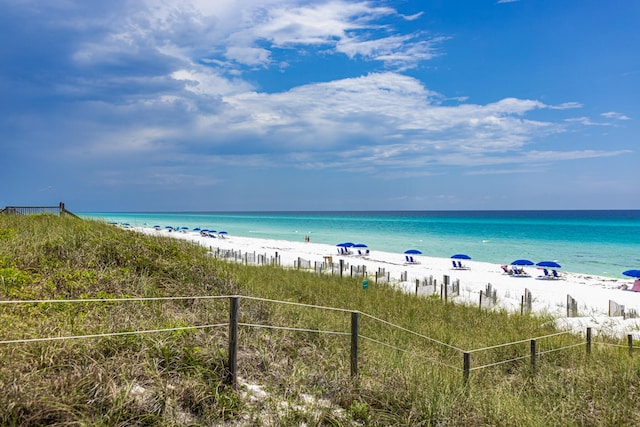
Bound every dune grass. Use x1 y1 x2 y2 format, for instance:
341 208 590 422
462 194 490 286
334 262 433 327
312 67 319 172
1 214 639 426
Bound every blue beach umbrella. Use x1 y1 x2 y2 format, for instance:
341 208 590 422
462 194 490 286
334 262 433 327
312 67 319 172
511 259 534 266
193 227 201 231
623 270 640 278
404 249 422 254
352 243 368 248
451 254 471 260
536 261 562 268
218 231 228 235
337 242 354 247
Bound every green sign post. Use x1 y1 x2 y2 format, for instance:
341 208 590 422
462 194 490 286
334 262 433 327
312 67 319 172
362 279 369 290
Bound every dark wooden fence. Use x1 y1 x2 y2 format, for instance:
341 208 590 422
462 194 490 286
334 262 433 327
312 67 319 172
0 202 79 218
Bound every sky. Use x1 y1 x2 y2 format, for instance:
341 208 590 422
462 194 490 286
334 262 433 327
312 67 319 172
1 0 639 212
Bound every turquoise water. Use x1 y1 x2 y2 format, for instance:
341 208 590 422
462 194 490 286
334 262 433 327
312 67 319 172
79 211 640 279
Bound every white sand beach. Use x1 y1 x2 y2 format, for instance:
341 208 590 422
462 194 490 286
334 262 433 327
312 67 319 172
139 227 640 339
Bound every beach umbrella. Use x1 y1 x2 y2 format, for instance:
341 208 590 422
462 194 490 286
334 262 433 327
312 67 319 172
511 259 534 266
352 243 368 248
536 261 562 268
218 231 228 235
451 254 471 260
404 249 422 254
623 270 640 278
193 227 201 231
337 242 354 247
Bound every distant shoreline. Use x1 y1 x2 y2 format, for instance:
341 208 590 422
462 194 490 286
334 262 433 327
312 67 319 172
81 211 640 279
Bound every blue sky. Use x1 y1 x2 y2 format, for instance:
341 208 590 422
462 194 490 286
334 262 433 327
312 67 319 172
1 0 638 212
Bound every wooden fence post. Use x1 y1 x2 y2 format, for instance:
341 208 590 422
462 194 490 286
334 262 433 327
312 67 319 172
463 352 470 385
586 327 592 355
351 311 359 378
226 296 239 389
628 334 634 356
443 275 449 303
530 339 537 374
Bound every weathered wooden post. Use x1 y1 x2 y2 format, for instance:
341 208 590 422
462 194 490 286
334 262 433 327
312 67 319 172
415 279 419 295
530 339 537 374
443 275 449 303
586 327 592 355
351 311 359 378
628 334 634 356
463 352 470 386
226 296 239 389
340 259 344 278
479 290 484 309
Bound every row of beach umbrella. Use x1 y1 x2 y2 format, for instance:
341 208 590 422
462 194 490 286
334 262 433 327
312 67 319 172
153 225 228 236
404 250 472 260
510 259 562 269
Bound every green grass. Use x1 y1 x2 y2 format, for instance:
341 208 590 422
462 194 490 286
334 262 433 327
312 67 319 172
1 214 639 426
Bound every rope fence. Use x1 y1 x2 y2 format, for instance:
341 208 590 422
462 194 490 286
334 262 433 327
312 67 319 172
1 294 637 388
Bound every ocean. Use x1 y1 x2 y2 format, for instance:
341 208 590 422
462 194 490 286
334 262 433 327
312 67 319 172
79 211 640 279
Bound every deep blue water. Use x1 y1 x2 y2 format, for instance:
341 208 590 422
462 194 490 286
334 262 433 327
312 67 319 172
79 211 640 278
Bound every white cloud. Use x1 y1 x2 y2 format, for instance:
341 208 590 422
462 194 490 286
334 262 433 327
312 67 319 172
171 69 253 96
565 117 611 126
3 0 629 185
549 102 583 110
601 111 630 120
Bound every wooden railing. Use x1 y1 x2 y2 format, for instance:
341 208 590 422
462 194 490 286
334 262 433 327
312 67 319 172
0 202 79 218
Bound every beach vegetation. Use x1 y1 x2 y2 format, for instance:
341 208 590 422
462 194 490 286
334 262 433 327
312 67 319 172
1 214 640 425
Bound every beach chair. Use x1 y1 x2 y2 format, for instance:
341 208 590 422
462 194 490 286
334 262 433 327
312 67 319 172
452 260 458 269
536 269 552 279
501 265 511 274
552 270 561 279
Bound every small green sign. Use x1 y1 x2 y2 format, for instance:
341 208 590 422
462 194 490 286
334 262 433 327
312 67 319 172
362 279 369 290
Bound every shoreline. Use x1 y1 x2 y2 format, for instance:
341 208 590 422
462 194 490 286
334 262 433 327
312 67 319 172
135 226 640 338
80 211 640 279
